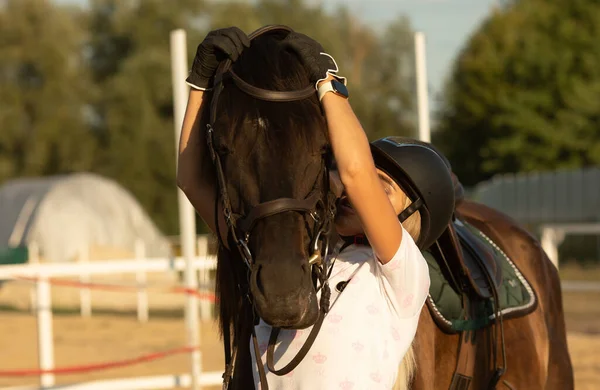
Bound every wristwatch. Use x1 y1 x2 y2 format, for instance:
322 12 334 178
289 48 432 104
318 78 349 101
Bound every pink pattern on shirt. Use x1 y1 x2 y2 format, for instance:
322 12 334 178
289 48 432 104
352 341 364 353
402 293 415 308
312 352 327 364
328 313 343 323
367 304 379 315
370 371 382 383
391 326 401 341
339 379 355 389
258 342 268 355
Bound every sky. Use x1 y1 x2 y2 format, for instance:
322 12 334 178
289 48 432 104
326 0 497 103
56 0 497 105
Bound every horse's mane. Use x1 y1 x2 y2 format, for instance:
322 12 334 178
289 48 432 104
213 30 328 342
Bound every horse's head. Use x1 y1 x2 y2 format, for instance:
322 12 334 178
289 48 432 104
209 26 332 329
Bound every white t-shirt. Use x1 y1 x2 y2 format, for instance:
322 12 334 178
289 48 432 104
250 225 431 390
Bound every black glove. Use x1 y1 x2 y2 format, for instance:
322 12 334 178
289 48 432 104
282 32 345 89
186 27 250 90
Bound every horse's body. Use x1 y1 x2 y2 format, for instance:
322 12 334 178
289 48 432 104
206 25 573 390
411 199 573 389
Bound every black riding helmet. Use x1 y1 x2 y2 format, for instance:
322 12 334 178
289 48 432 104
370 136 455 250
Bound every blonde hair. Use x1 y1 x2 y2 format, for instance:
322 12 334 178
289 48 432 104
398 190 421 243
394 192 420 390
394 342 416 390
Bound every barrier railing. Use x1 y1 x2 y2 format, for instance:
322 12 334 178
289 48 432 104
0 238 221 390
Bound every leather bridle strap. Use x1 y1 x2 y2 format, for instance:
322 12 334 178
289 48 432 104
263 282 331 378
237 190 322 233
229 70 315 102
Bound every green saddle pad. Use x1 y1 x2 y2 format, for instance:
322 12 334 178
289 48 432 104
423 223 536 333
0 247 28 266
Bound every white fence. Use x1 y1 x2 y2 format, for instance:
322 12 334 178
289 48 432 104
0 238 221 390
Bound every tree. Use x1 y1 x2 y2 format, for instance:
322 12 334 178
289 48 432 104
0 0 96 183
86 0 206 234
435 0 600 186
1 0 418 235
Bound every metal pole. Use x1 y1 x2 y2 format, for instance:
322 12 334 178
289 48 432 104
414 32 431 143
170 29 201 390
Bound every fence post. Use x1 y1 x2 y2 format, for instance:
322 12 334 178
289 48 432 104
540 226 564 269
28 242 39 314
29 243 54 387
79 245 92 317
197 236 211 321
135 239 149 323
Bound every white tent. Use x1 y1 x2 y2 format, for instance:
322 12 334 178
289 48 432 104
0 172 171 262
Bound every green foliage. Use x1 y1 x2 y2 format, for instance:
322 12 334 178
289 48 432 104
0 0 416 235
0 0 96 181
435 0 600 186
86 0 206 234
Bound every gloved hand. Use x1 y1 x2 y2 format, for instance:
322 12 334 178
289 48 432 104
282 32 346 90
186 27 250 90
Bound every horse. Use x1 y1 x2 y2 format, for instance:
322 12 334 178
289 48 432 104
411 193 574 389
205 25 574 389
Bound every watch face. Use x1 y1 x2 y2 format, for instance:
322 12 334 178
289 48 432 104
331 79 349 98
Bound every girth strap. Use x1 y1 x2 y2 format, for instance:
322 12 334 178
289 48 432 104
450 294 477 390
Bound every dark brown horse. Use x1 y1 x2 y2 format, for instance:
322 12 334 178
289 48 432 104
207 27 574 389
411 197 574 389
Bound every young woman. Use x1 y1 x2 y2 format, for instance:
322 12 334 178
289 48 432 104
177 27 455 390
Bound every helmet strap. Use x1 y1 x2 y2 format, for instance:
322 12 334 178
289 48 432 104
398 198 424 222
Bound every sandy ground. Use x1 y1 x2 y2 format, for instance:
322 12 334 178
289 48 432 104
0 314 598 389
0 313 223 390
0 289 598 389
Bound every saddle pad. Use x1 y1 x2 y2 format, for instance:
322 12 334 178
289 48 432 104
0 247 28 265
423 223 537 334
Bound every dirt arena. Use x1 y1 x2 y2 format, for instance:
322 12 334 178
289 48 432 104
0 291 598 389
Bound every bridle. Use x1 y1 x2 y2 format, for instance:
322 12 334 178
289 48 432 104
204 25 338 389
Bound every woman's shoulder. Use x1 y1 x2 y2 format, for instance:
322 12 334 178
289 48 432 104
335 244 373 263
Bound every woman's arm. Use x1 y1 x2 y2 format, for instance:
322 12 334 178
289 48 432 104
321 78 403 264
176 27 249 238
281 32 404 263
176 89 220 233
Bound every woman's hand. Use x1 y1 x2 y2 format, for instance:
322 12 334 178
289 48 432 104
186 27 250 90
282 32 345 88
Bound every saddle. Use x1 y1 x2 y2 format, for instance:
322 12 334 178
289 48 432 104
426 173 507 390
431 220 503 300
435 172 502 300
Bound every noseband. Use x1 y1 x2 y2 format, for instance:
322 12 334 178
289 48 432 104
205 25 337 389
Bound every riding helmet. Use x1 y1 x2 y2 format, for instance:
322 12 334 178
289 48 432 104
370 136 455 250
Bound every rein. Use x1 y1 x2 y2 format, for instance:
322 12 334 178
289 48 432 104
205 25 338 390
